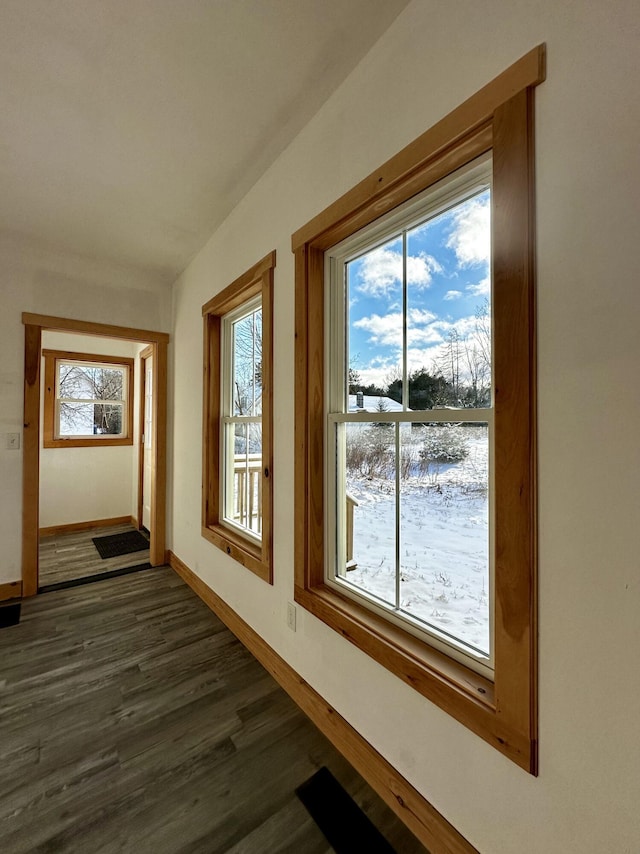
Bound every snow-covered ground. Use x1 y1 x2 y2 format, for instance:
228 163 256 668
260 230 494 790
344 425 490 655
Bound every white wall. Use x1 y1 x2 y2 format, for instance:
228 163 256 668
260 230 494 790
169 2 640 852
39 332 145 529
0 234 170 581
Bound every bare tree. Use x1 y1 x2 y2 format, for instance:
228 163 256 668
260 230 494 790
474 298 491 370
430 301 491 407
58 363 124 435
232 308 262 416
462 299 491 407
231 308 263 456
433 329 462 403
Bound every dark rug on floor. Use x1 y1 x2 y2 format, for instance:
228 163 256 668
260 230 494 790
92 530 150 559
296 767 396 854
0 602 21 628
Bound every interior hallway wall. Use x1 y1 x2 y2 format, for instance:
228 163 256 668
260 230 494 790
0 233 170 582
168 2 640 852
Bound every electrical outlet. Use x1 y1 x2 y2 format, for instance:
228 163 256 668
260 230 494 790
286 602 297 632
5 433 20 450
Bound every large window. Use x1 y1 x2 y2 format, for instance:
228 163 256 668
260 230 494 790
43 350 133 448
292 47 544 771
202 251 274 583
327 156 493 677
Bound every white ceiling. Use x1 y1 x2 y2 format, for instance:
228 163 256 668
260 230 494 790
0 0 409 283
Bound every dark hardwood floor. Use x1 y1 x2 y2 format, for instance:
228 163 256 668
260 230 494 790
0 567 428 853
39 524 150 588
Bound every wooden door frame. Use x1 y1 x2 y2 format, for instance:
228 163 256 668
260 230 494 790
21 313 170 596
137 344 154 531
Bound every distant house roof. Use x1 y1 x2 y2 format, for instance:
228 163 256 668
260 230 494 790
348 394 407 413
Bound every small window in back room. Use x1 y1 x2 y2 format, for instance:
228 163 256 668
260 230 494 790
43 351 134 448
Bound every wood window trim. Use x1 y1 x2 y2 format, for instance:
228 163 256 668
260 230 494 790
43 349 134 448
202 251 275 584
292 46 544 772
22 313 170 344
136 344 154 530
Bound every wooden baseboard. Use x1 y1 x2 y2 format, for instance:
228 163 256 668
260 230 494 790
39 515 135 538
0 580 23 602
168 550 477 854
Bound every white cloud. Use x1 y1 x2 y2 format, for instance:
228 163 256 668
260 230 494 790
444 290 463 301
353 308 440 348
466 276 490 297
412 313 488 375
406 343 447 374
353 312 402 347
356 308 488 390
355 247 442 297
430 315 478 339
358 363 399 390
446 197 490 267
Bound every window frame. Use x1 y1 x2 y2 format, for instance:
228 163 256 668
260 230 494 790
43 349 134 448
202 251 275 584
220 294 263 545
325 156 495 678
292 47 544 772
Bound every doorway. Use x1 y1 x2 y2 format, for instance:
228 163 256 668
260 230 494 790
21 313 169 597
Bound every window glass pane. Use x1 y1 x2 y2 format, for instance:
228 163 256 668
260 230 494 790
407 188 491 410
226 421 262 537
346 235 402 404
93 403 124 435
399 422 490 655
232 309 262 416
330 170 494 663
58 402 123 436
59 364 124 402
339 421 397 609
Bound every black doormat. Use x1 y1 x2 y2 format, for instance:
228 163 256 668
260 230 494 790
92 530 150 559
0 602 21 628
296 767 396 854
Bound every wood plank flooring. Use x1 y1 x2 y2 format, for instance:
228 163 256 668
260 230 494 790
0 568 428 853
39 524 150 587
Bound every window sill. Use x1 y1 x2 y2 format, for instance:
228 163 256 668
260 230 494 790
202 523 272 584
294 582 534 771
43 436 133 449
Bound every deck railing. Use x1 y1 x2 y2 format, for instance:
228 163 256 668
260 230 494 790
346 492 358 569
232 458 357 566
232 454 262 533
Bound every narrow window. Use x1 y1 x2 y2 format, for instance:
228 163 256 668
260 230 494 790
202 252 274 583
221 297 263 541
43 351 134 448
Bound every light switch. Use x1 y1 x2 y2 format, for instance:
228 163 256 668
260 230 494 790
6 433 20 450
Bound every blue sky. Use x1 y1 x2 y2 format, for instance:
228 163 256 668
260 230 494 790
347 189 491 389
